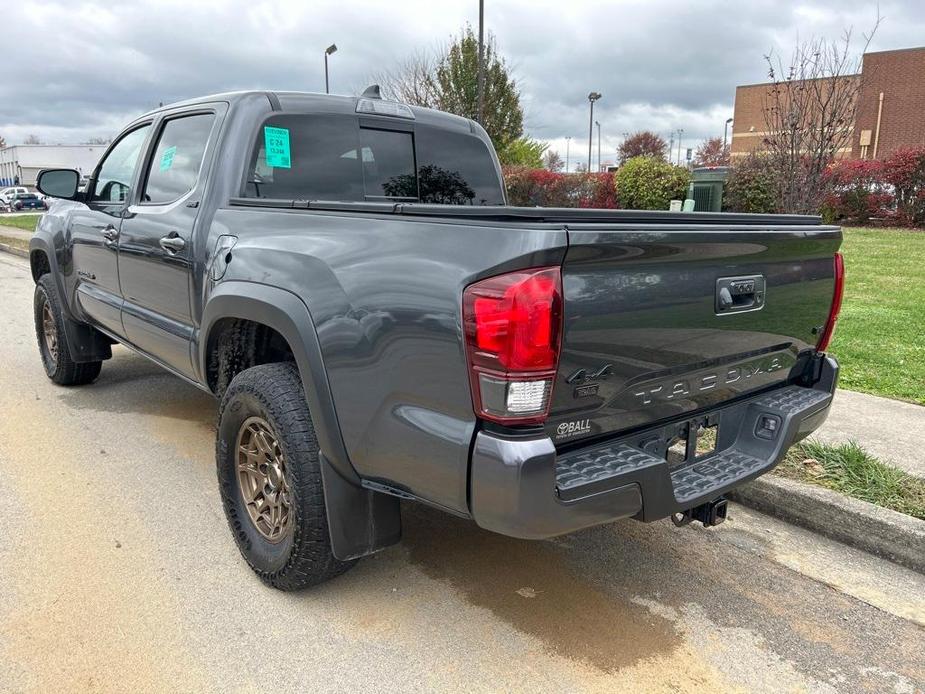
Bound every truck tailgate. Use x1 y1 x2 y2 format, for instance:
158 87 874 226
545 223 842 446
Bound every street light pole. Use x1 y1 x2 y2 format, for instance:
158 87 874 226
587 92 601 171
676 128 684 165
565 136 571 173
324 44 337 94
723 117 733 159
477 0 485 125
595 121 601 172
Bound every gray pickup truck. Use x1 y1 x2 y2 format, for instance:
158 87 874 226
30 89 843 590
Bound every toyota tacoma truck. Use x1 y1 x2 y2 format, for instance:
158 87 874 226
29 89 843 590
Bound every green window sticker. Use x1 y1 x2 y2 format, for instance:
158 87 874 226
264 126 291 169
159 145 177 172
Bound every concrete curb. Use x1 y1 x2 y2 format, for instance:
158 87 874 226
0 241 28 259
728 475 925 574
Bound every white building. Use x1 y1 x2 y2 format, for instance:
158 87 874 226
0 144 106 187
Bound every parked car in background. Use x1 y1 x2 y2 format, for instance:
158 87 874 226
0 186 30 208
7 192 47 212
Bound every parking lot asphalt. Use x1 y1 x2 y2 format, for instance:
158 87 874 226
0 252 923 693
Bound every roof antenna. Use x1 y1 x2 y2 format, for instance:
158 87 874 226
361 84 382 99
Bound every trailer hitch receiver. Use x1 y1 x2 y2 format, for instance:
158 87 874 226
672 497 728 528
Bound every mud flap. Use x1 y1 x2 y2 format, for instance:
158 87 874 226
61 316 112 363
320 454 402 561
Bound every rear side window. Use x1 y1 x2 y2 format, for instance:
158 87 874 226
243 114 503 205
142 113 215 204
244 115 363 201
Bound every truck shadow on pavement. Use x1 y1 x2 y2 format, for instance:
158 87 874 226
398 504 680 672
57 348 218 427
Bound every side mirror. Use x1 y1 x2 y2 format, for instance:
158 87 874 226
36 169 80 200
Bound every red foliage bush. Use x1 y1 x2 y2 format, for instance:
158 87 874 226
823 159 893 225
502 167 618 208
575 172 619 208
724 148 925 227
881 148 925 227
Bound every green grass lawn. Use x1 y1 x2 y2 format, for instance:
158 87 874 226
829 228 925 404
778 440 925 519
0 214 43 232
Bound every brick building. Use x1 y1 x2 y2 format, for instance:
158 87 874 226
730 45 925 160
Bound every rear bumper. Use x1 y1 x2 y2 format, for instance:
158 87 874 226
469 356 838 539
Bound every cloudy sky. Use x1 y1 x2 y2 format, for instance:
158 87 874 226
3 0 922 166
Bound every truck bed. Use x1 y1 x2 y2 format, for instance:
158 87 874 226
226 198 840 454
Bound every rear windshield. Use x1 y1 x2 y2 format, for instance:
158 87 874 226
242 113 504 205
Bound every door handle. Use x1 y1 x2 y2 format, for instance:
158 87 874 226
159 233 186 254
100 225 119 242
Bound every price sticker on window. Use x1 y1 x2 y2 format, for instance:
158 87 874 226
264 126 291 169
159 145 177 172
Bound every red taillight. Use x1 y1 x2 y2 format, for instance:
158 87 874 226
816 252 845 352
463 267 563 424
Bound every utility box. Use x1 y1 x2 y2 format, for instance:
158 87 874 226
688 166 730 212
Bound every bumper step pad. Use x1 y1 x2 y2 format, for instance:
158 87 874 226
670 450 765 504
750 386 830 414
556 444 663 500
554 384 833 514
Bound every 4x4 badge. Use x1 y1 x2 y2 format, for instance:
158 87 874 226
565 363 613 385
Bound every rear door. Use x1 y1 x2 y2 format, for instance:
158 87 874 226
70 124 152 335
545 223 842 446
117 108 221 377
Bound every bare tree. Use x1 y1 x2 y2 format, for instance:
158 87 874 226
761 16 880 214
543 149 564 172
24 134 42 145
372 50 441 108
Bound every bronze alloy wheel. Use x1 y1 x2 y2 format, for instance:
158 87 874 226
42 300 58 365
236 416 293 543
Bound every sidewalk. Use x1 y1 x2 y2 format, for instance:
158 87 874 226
814 389 925 480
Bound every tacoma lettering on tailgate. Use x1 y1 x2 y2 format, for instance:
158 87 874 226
633 355 785 406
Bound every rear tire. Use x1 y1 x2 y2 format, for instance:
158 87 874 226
216 362 355 590
34 274 102 386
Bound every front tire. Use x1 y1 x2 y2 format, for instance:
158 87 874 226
34 275 102 386
216 362 355 590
